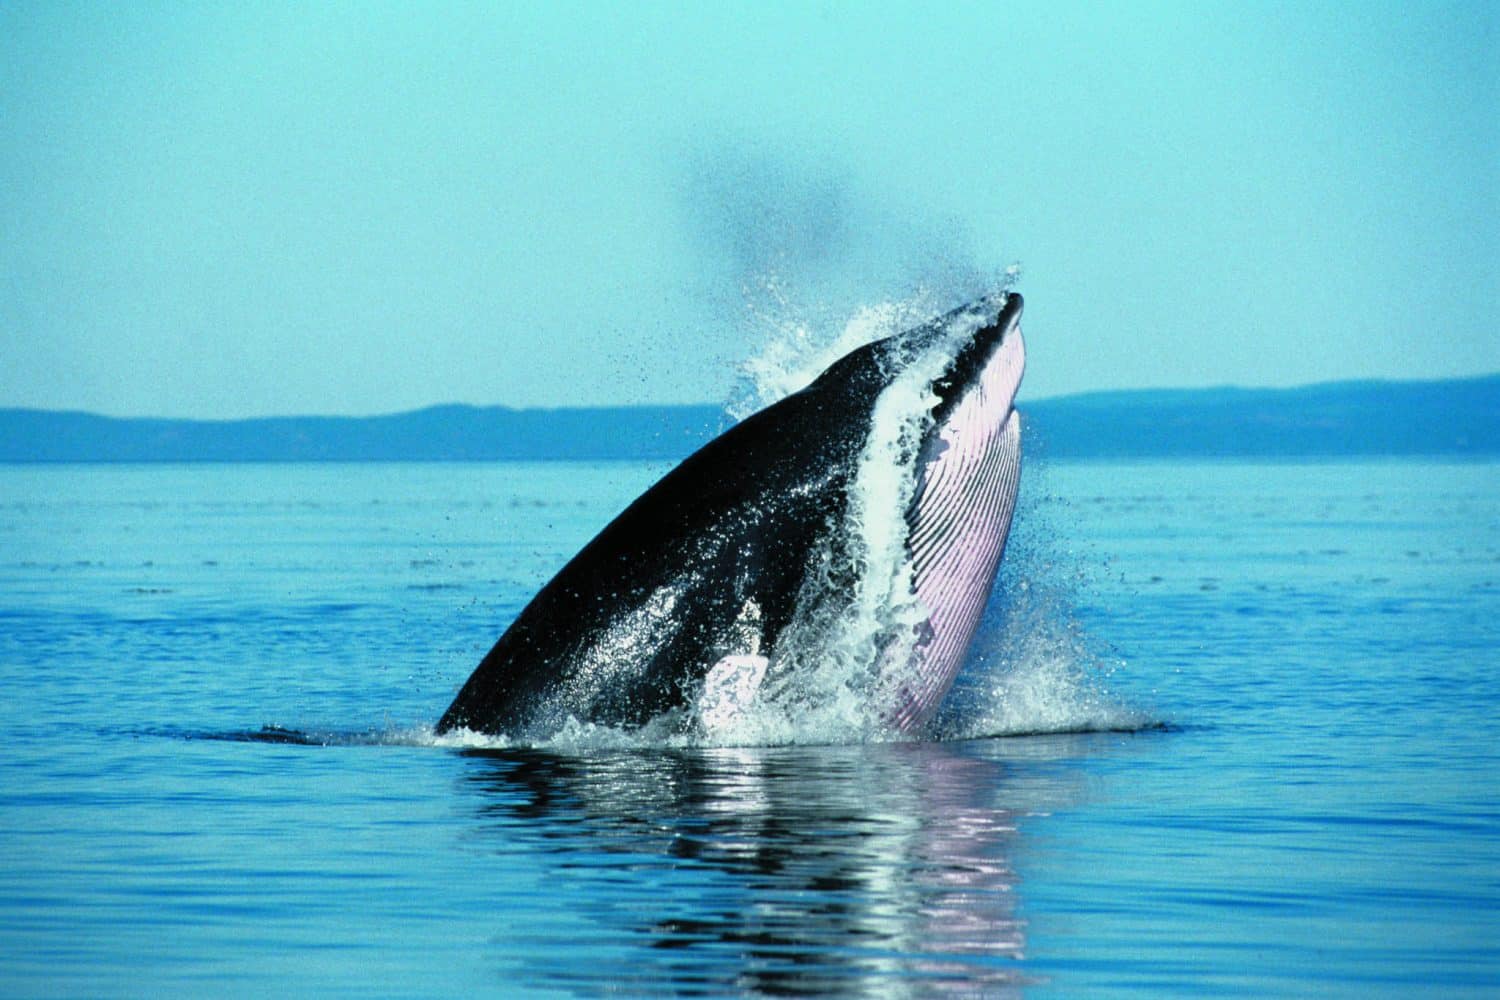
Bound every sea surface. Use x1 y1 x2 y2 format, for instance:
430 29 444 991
1 458 1496 997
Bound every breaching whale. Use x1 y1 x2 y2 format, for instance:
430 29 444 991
437 293 1026 738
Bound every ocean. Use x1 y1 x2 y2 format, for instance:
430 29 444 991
1 458 1496 996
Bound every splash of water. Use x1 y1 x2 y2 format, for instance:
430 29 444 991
932 568 1151 740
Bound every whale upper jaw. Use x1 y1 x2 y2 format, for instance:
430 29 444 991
938 291 1024 434
920 292 1024 423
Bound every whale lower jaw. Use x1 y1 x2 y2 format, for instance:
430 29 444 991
886 324 1025 732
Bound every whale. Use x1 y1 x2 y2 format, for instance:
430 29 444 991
436 292 1026 738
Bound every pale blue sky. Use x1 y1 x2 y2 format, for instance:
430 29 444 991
2 1 1495 418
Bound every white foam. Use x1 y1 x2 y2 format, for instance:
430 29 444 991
729 294 948 418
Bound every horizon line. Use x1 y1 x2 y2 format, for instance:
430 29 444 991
3 370 1497 424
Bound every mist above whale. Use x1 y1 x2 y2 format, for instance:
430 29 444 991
436 292 1026 740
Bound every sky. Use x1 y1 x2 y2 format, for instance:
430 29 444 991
2 1 1495 418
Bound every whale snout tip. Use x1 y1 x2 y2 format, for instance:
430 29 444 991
1001 291 1023 325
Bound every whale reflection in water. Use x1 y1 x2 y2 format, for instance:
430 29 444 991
457 736 1091 995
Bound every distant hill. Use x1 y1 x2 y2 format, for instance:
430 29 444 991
1 375 1496 463
1023 374 1500 459
0 404 729 463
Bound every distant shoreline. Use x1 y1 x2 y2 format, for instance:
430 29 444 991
2 375 1496 463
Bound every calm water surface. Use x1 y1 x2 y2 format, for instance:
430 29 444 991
1 460 1496 996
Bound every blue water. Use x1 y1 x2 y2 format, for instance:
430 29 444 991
2 459 1497 996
